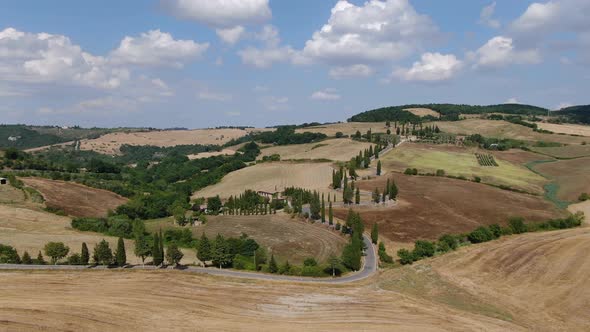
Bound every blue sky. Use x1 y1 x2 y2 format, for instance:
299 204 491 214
0 0 588 128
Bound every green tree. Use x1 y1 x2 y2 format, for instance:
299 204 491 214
36 251 46 265
343 186 354 205
328 255 341 277
159 229 164 263
378 242 393 263
94 240 113 266
372 187 381 204
279 260 291 275
397 249 415 265
134 232 151 266
328 202 334 225
212 234 233 268
254 246 267 271
371 223 379 244
321 194 326 223
355 187 360 205
68 253 81 265
389 180 398 200
509 217 528 234
207 195 222 215
341 236 362 271
268 254 278 273
81 242 89 265
152 233 163 266
115 237 127 266
21 251 33 264
166 243 184 266
376 160 382 176
197 233 212 261
0 244 20 264
44 242 69 265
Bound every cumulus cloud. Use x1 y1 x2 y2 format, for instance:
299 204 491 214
259 95 289 111
393 52 462 82
468 36 541 68
238 25 296 68
162 0 271 27
198 89 233 102
555 102 573 110
110 30 208 67
216 26 245 45
505 97 521 104
299 0 440 65
311 88 341 101
479 2 501 29
329 64 374 79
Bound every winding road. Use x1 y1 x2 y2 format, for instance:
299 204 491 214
0 234 377 284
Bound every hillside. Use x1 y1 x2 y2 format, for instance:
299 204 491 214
0 125 126 150
348 104 549 122
552 105 590 124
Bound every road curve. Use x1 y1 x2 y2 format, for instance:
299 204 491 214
0 234 377 284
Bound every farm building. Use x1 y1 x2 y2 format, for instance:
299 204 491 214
0 178 7 185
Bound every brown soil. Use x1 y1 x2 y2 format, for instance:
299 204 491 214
20 177 128 218
335 174 564 243
533 157 590 201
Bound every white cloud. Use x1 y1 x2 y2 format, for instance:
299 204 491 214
253 85 269 92
259 95 289 111
468 36 541 68
216 26 245 45
238 25 296 68
329 64 374 79
299 0 440 65
393 52 462 82
479 2 501 29
198 89 232 102
555 102 573 110
226 111 241 117
505 97 521 104
311 88 341 101
110 30 208 67
163 0 271 27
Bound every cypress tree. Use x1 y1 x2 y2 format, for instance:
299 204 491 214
385 178 390 195
159 229 164 262
36 251 46 265
355 187 360 205
321 194 326 223
197 233 212 261
328 202 333 225
371 223 379 244
21 251 32 264
115 237 126 266
81 242 89 265
269 254 278 273
152 233 162 266
390 180 398 200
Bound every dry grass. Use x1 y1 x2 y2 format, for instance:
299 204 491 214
195 214 347 264
531 144 590 158
295 122 388 137
532 157 590 202
535 122 590 136
193 162 335 199
404 108 439 117
187 148 237 160
259 138 374 162
568 200 590 217
78 128 273 155
20 177 128 218
435 119 587 145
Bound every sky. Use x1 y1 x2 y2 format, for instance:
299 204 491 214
0 0 589 128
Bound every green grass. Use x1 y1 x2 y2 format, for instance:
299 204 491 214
383 146 547 194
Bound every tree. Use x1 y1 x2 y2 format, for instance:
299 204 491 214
376 160 382 176
166 243 184 266
115 237 127 266
310 191 321 220
68 253 81 265
343 186 353 205
279 260 291 275
212 234 233 268
152 233 163 266
372 188 381 204
134 232 151 266
254 246 267 270
355 187 360 205
36 251 46 265
321 194 326 223
328 202 334 225
197 233 212 261
378 242 393 263
207 195 222 214
328 256 340 277
159 229 164 263
81 242 89 265
509 217 527 234
0 244 20 264
94 240 113 266
397 249 415 265
21 251 32 264
268 254 278 273
341 236 362 271
413 240 435 258
389 180 398 200
44 242 69 265
371 223 379 244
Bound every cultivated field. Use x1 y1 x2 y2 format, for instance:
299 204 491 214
78 128 273 155
535 122 590 136
187 148 237 160
197 214 347 264
295 122 388 137
335 174 564 243
20 177 128 218
404 107 439 117
193 162 335 199
258 138 375 162
435 119 587 145
532 157 590 202
381 144 547 194
531 144 590 158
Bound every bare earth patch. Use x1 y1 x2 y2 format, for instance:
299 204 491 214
295 122 388 137
404 108 440 117
187 148 237 160
21 177 128 218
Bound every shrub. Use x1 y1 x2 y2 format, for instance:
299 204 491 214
397 249 415 265
474 176 481 183
467 227 494 243
378 242 393 263
68 253 82 265
0 244 21 264
488 224 502 239
509 217 527 234
413 240 435 258
438 234 458 251
579 193 590 202
335 132 344 138
303 257 318 267
436 169 445 177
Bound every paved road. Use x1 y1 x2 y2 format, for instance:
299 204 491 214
0 235 377 284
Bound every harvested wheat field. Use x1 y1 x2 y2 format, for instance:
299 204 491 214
535 122 590 136
381 143 547 194
259 138 375 162
404 107 439 117
0 268 524 331
193 162 334 199
78 128 272 155
335 174 564 243
197 214 347 264
532 157 590 202
435 119 587 145
20 177 128 218
187 148 237 160
531 144 590 158
295 122 388 137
